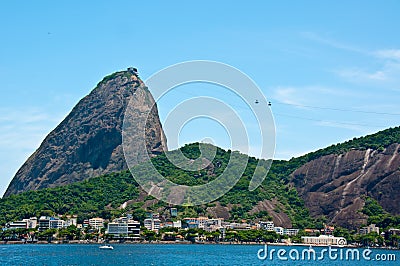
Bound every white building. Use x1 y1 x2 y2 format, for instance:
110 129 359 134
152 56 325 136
38 216 68 231
173 220 182 228
39 215 76 229
64 216 77 227
283 228 300 236
108 222 128 237
204 218 223 232
49 218 65 229
260 221 274 231
153 219 161 231
197 217 208 229
89 218 104 230
226 223 251 230
360 224 379 235
144 219 152 230
302 235 347 246
24 217 38 229
6 217 37 230
7 220 28 229
144 218 161 232
107 217 140 239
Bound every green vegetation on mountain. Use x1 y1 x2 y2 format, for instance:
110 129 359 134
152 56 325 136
362 197 400 230
1 126 399 229
0 143 314 228
0 171 140 225
289 126 400 167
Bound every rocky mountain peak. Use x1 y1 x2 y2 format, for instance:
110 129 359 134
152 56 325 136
4 68 167 197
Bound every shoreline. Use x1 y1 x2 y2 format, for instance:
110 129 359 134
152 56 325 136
1 240 398 250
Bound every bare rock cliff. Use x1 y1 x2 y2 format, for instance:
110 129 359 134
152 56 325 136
4 69 167 197
292 143 400 229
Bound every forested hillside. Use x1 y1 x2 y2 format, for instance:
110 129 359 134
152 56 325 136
1 127 399 230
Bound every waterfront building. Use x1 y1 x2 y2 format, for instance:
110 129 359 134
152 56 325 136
107 222 128 237
227 223 251 230
6 217 37 230
6 220 28 229
49 217 65 229
283 228 300 236
38 216 65 231
388 228 400 236
89 218 104 230
302 235 347 246
38 216 51 232
163 221 174 228
259 221 274 231
144 218 161 232
107 217 140 239
26 217 38 228
127 220 141 237
64 216 77 227
204 218 223 232
360 224 379 235
197 217 208 229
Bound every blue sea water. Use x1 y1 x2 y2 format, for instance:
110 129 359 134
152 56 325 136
0 244 398 266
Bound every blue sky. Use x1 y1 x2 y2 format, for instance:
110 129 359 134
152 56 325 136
1 1 400 196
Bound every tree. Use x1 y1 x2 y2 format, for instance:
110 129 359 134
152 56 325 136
58 225 80 241
204 231 220 242
291 229 308 243
141 229 156 242
360 232 383 247
333 227 353 243
260 230 279 243
38 228 57 242
185 228 200 243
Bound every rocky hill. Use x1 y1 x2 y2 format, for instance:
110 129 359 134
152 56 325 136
0 128 399 230
291 127 400 229
3 69 167 197
0 144 313 228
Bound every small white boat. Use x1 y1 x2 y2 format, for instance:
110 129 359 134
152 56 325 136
99 244 114 250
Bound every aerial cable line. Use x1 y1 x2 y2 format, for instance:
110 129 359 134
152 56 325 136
274 101 400 116
159 88 397 128
166 87 400 116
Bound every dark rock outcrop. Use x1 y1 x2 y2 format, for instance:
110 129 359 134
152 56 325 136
4 69 167 197
292 144 400 229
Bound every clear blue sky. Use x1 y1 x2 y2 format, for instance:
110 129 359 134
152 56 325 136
1 1 399 196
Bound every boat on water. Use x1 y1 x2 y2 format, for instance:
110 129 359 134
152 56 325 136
99 244 114 250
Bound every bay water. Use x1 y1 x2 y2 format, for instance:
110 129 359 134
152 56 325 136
0 244 398 265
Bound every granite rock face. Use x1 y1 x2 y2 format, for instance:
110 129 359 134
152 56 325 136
4 69 167 197
292 144 400 229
